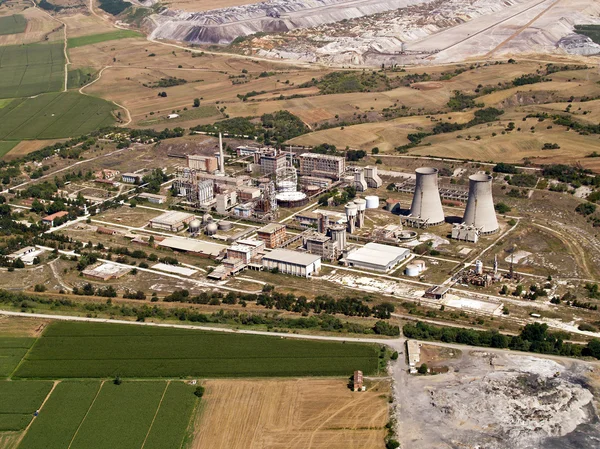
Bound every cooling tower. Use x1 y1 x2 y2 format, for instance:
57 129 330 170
409 167 445 226
462 174 498 234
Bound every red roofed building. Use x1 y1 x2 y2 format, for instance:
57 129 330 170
42 211 69 226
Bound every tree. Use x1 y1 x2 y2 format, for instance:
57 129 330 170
13 258 25 269
585 339 600 359
193 98 200 108
495 202 511 214
417 363 428 374
194 385 205 397
390 351 399 360
372 147 379 154
114 375 122 385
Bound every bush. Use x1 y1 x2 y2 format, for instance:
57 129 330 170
390 351 399 360
194 385 205 398
417 363 428 374
495 202 511 214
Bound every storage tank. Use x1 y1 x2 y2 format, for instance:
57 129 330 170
188 218 201 233
277 180 296 192
345 202 358 234
329 223 347 252
475 259 484 275
413 259 426 271
365 195 379 209
354 198 367 228
405 264 421 277
218 220 232 231
409 167 445 226
463 174 499 234
202 213 213 224
205 222 218 235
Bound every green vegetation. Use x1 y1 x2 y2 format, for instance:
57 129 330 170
0 43 65 98
0 381 53 430
18 381 101 449
447 91 478 111
0 337 35 377
575 25 600 44
0 141 18 159
144 77 187 89
67 67 97 89
98 0 130 15
404 321 600 359
300 70 402 94
142 382 198 449
0 92 116 140
67 30 143 48
15 321 380 378
0 14 27 35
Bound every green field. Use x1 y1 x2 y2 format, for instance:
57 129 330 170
138 105 221 126
0 15 27 36
0 140 18 160
14 321 379 378
0 43 65 98
0 337 35 377
67 67 97 89
0 92 116 140
0 380 52 430
17 381 101 449
575 25 600 44
67 30 143 48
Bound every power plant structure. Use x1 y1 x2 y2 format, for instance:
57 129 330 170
352 166 383 192
274 155 308 208
403 167 445 228
345 202 358 234
364 166 382 188
354 198 366 228
353 168 368 192
462 173 499 234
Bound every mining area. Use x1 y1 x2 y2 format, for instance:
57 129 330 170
394 345 600 448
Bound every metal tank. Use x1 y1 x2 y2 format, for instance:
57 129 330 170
475 259 484 275
462 174 499 234
345 202 358 234
405 264 421 277
365 195 379 209
409 167 445 226
205 222 218 235
188 218 201 233
218 220 232 231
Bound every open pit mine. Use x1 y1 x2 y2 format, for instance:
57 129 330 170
145 0 600 65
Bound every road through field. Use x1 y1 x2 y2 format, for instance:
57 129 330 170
79 65 132 126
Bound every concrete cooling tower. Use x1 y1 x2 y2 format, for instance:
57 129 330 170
462 174 498 234
409 167 445 226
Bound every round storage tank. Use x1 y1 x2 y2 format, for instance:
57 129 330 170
365 195 379 209
345 202 358 217
277 180 296 192
206 222 218 235
218 221 232 231
188 219 201 233
275 191 308 208
202 213 213 224
305 185 320 195
405 264 421 277
413 259 426 271
354 198 367 211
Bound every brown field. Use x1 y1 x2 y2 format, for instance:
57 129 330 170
2 139 64 161
0 316 49 337
0 6 62 45
192 379 389 449
62 12 117 38
0 432 22 449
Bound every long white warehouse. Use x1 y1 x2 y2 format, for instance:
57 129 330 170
262 249 321 278
346 242 410 272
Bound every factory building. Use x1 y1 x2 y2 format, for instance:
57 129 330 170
41 211 69 226
462 174 499 234
187 155 218 173
215 190 238 214
345 242 410 272
257 223 287 248
299 176 331 188
138 193 166 204
262 249 321 277
256 149 288 175
299 153 346 180
238 186 261 201
451 223 482 243
353 168 368 192
121 173 143 184
364 166 382 188
158 236 226 258
149 211 195 232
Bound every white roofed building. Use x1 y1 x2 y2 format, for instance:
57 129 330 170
345 242 410 272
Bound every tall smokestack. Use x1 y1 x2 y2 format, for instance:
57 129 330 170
218 132 225 174
463 173 498 234
410 167 445 226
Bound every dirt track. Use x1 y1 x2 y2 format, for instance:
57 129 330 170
192 379 389 449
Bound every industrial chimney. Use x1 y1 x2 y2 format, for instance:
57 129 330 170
409 167 445 226
462 173 498 234
218 132 225 174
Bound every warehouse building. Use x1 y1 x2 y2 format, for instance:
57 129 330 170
149 211 195 232
121 172 143 184
262 249 321 277
345 242 410 272
299 153 346 179
138 193 167 204
187 155 218 173
256 223 287 248
158 236 226 258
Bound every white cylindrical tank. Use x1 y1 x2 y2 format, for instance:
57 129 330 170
463 174 499 234
202 213 213 224
405 264 421 277
277 180 296 192
475 260 484 275
345 202 358 218
410 167 445 225
365 195 379 209
218 220 232 231
188 219 201 233
206 222 218 235
354 198 367 211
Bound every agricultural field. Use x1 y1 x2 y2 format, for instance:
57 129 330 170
0 140 18 159
0 337 34 378
0 92 116 140
14 321 380 378
192 378 390 449
0 42 65 98
0 7 59 46
0 14 26 35
0 380 53 431
67 30 144 48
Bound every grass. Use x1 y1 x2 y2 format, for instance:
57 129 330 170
0 380 53 430
575 25 600 45
0 43 64 99
67 30 144 49
0 99 13 108
67 67 97 89
69 381 166 449
0 92 116 140
0 337 35 378
0 15 27 36
0 141 19 160
138 105 221 125
17 381 101 449
14 321 380 378
142 382 198 449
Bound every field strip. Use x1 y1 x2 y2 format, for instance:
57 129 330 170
66 380 104 449
12 380 60 448
140 380 171 449
79 65 131 126
8 329 43 379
